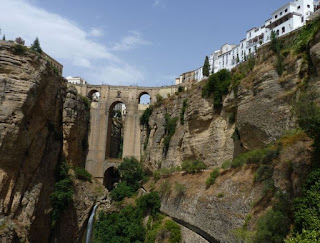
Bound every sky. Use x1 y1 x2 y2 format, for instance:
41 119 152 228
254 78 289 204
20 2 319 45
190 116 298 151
0 0 290 86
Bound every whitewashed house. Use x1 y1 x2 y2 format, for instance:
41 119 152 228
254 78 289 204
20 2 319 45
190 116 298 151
66 76 87 85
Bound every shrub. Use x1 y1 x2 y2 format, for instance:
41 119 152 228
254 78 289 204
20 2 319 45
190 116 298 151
164 220 181 243
228 112 236 124
181 160 207 174
202 69 232 108
217 193 224 198
51 161 73 227
159 180 171 197
292 169 320 233
74 167 92 182
13 44 28 55
255 164 274 182
118 157 144 190
93 205 145 243
153 167 181 181
174 182 186 197
15 37 25 45
140 107 153 126
206 168 220 188
255 209 290 243
110 182 135 201
177 86 184 93
136 191 161 216
154 94 164 107
286 230 320 243
163 114 178 155
180 99 188 125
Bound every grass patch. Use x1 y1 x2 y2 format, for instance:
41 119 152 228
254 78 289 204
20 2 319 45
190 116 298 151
153 166 181 181
74 167 92 182
180 99 188 125
181 159 207 174
163 114 179 155
206 168 220 188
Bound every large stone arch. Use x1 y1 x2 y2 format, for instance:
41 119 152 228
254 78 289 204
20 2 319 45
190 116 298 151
105 100 127 159
75 83 180 182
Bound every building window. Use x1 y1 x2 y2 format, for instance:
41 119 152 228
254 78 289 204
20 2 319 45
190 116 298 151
275 15 278 19
301 16 304 22
285 8 288 12
282 27 285 33
307 4 310 8
297 6 301 10
280 12 283 16
276 30 280 35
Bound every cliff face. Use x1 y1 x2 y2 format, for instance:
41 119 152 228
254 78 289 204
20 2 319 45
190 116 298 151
0 43 66 241
0 43 98 243
142 29 320 242
63 86 90 167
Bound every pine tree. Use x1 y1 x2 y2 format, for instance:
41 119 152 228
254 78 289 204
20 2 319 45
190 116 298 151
31 37 42 53
2 35 5 41
202 56 210 77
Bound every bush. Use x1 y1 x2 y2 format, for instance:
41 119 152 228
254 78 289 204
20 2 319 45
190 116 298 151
181 160 207 174
154 94 164 107
118 157 144 190
153 167 181 181
180 99 188 125
254 164 274 182
74 167 92 182
140 107 153 126
174 182 186 197
13 44 28 55
292 169 320 233
110 182 135 201
206 168 220 188
51 161 73 227
286 230 320 243
202 69 232 108
159 180 171 197
136 191 161 216
30 37 42 53
177 86 184 93
164 220 182 243
163 114 178 155
93 205 145 243
255 209 290 243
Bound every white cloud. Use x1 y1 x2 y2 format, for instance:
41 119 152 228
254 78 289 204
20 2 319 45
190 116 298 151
153 0 160 7
89 27 104 38
111 31 151 51
0 0 148 85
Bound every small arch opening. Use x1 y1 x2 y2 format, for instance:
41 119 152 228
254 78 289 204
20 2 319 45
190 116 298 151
105 101 126 159
88 89 100 102
103 167 120 191
139 92 151 105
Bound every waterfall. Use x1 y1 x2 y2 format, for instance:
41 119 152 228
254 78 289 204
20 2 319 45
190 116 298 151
85 204 98 243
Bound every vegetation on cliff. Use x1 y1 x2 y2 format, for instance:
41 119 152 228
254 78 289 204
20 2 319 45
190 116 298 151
110 157 144 201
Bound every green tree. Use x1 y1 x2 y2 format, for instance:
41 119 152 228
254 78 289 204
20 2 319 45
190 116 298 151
202 56 210 77
31 37 42 53
118 157 144 190
2 35 5 41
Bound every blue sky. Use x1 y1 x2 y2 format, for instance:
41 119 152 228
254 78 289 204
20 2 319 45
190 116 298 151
1 0 289 86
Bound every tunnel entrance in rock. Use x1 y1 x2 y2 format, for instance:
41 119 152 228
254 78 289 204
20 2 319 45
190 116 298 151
103 167 120 191
105 101 126 159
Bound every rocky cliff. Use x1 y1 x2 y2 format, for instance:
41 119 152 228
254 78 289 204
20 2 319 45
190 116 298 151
0 43 100 243
141 26 320 242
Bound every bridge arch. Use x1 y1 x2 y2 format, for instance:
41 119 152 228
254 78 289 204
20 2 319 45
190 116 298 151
105 101 127 159
138 91 151 105
103 166 120 191
87 89 100 102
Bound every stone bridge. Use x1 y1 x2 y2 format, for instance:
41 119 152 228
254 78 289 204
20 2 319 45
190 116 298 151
73 83 180 183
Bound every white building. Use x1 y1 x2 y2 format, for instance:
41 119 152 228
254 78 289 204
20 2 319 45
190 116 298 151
66 76 87 85
194 66 204 81
179 0 320 84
